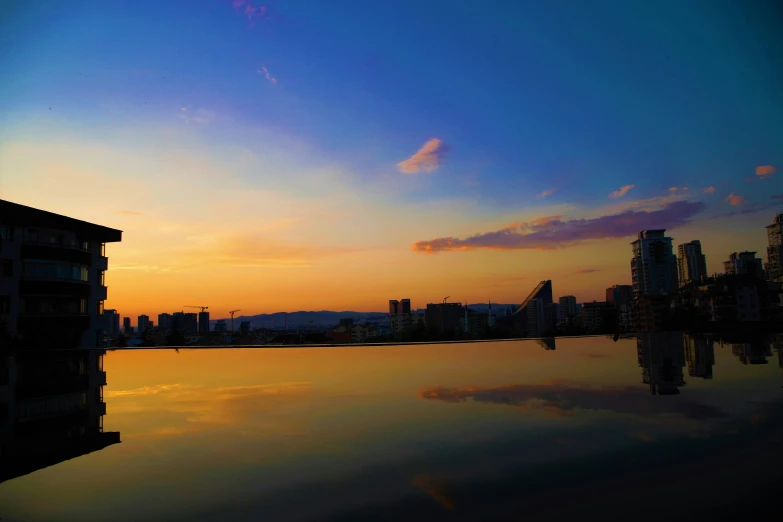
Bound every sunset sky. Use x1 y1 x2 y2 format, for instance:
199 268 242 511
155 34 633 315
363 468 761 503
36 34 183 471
1 1 782 320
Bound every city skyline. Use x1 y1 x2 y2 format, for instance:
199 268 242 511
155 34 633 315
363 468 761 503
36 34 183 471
2 1 782 318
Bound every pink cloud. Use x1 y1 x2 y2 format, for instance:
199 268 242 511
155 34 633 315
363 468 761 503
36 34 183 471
724 192 745 206
703 186 716 194
258 66 277 85
232 1 268 25
397 138 449 174
668 186 688 193
576 268 601 274
537 188 558 199
412 200 706 253
609 184 635 199
756 165 777 178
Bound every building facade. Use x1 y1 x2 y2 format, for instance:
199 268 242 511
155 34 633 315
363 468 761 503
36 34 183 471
558 295 577 322
631 230 678 297
677 240 707 288
138 314 150 333
157 313 172 332
198 311 210 334
766 214 783 283
724 251 764 278
424 302 464 337
0 200 122 349
605 285 633 307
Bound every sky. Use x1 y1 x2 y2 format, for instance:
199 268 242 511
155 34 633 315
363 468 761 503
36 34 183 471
1 0 782 320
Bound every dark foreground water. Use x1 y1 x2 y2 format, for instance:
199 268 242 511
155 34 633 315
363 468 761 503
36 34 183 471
2 333 782 521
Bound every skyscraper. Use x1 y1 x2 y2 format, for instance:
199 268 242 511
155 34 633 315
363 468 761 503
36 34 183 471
605 285 633 307
724 251 764 278
766 213 783 282
158 313 172 332
198 311 210 334
631 230 678 297
122 317 133 335
138 314 150 333
677 240 707 287
558 295 577 322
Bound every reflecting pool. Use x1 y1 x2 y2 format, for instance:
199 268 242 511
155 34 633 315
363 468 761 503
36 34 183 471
1 333 782 521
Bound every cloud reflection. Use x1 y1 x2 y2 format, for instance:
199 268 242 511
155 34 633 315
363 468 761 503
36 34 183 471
418 380 725 420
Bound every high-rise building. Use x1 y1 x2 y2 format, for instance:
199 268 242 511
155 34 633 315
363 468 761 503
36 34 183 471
637 332 686 395
138 314 150 333
389 300 399 315
158 313 172 332
401 298 411 315
605 285 633 307
198 311 210 334
558 295 577 322
497 280 553 337
0 199 122 349
677 240 707 287
183 313 198 335
102 309 120 336
631 230 678 297
765 214 783 282
724 251 764 278
122 317 133 335
425 302 463 336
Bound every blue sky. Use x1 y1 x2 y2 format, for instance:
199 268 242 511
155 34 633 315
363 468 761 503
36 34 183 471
1 0 782 314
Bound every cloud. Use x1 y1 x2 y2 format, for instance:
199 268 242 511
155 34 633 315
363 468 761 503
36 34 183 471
724 192 745 206
233 1 268 25
412 200 705 253
117 209 143 216
258 66 277 85
609 184 635 199
537 188 558 199
703 186 716 194
756 165 776 178
397 138 449 174
575 268 601 274
668 186 689 193
771 194 783 203
178 106 214 125
418 380 725 420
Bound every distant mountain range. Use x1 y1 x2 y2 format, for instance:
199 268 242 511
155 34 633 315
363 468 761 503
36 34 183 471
209 304 521 329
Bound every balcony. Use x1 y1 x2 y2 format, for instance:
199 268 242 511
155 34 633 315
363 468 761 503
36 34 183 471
95 256 108 271
96 285 108 301
22 243 92 266
93 371 107 387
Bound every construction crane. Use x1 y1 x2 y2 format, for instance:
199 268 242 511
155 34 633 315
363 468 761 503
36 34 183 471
185 305 208 312
229 309 241 332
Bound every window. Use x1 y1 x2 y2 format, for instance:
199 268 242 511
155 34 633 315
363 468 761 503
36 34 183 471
0 225 12 241
23 261 89 281
100 243 106 256
98 269 105 286
0 259 11 277
97 300 104 315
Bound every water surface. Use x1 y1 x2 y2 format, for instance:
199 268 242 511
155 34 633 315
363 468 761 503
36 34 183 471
2 334 782 521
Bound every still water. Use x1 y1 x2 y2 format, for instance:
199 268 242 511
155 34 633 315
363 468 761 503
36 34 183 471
2 334 782 521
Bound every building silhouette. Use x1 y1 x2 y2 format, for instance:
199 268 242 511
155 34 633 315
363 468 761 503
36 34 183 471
677 240 707 287
684 333 714 379
425 302 463 337
766 213 783 282
0 200 122 349
138 314 150 333
198 311 210 334
631 230 678 297
637 332 686 395
724 251 764 278
102 309 120 337
0 350 120 483
497 280 553 337
605 285 633 307
158 312 172 332
558 295 577 322
122 316 132 335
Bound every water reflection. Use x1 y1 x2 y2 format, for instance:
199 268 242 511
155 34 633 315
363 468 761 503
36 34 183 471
0 334 781 521
0 349 119 483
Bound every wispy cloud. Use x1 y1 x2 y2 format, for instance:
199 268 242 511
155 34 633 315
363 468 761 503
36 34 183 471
609 184 635 199
117 209 143 216
756 165 776 178
233 1 269 26
703 186 716 194
178 106 214 125
724 192 745 206
668 186 688 193
771 194 783 203
576 268 601 274
397 138 449 174
412 200 705 254
258 66 277 85
537 188 558 199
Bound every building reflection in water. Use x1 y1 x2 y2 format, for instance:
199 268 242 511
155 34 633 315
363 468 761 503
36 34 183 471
0 349 119 483
536 337 556 351
637 332 686 395
724 338 772 365
684 333 715 380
